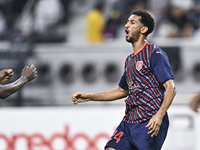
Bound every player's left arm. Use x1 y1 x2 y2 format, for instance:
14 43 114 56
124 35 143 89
146 79 176 137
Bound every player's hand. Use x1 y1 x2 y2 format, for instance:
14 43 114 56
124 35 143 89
190 94 200 113
0 69 13 83
71 92 90 106
22 65 37 82
145 113 163 137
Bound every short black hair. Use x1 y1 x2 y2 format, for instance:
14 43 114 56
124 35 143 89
130 10 155 36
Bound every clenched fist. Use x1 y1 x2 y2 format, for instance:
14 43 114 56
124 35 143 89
0 69 13 83
22 65 37 82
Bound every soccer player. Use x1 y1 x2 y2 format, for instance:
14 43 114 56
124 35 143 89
0 65 37 99
72 10 176 150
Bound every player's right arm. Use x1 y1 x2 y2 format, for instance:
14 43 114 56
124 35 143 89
0 65 37 99
72 86 128 105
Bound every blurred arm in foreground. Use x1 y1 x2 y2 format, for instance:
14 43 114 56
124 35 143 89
190 93 200 113
0 65 37 99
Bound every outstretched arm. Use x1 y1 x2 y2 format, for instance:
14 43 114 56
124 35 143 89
146 79 176 137
72 86 129 105
0 65 37 99
0 69 13 83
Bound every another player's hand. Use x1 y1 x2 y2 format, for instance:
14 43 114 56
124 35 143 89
0 69 13 83
145 113 163 137
22 65 37 82
71 92 90 106
190 94 200 113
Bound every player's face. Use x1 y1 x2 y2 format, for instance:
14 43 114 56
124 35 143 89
125 15 144 43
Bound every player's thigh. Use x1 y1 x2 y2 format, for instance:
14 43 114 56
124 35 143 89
130 113 169 150
105 122 138 150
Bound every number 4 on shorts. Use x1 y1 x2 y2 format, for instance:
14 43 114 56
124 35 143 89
113 131 124 143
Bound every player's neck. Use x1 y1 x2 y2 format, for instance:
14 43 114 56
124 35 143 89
132 39 147 55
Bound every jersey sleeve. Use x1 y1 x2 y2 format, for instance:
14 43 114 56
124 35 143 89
118 71 129 91
150 47 175 84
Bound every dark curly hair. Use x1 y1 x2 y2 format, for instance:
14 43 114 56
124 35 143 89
130 10 155 37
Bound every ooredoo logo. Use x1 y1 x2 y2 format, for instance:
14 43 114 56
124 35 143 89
0 125 110 150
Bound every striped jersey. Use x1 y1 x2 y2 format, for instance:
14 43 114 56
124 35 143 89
119 43 174 124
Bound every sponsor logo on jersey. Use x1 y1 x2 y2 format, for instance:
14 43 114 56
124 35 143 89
128 80 133 86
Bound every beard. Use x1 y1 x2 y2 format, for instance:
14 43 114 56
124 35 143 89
126 31 140 44
126 37 134 43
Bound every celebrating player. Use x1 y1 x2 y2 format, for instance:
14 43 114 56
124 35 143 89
0 65 37 99
72 10 176 150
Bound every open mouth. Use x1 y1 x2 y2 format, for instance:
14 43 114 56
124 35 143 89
125 28 129 37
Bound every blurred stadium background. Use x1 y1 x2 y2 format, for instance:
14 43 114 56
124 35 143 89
0 0 200 150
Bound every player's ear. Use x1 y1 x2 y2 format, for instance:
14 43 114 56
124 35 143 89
141 26 148 34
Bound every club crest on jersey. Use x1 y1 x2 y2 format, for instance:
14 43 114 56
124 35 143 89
136 61 143 71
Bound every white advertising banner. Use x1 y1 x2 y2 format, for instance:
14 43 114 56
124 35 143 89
0 106 125 150
0 105 198 150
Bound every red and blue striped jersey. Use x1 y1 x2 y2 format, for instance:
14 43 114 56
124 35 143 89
119 43 174 124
